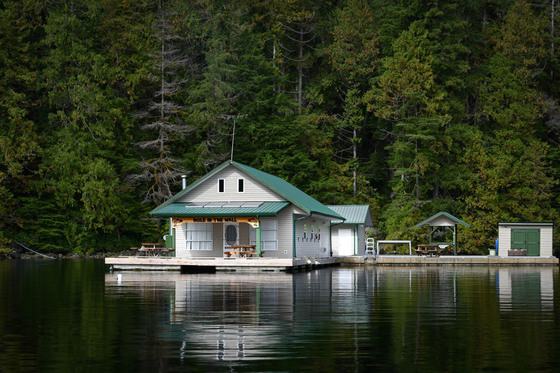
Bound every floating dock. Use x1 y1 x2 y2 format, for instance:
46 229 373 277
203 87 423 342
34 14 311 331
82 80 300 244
105 256 339 272
342 255 559 266
105 254 558 272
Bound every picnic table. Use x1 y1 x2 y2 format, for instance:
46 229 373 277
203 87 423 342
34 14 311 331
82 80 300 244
224 244 263 258
134 243 172 256
415 244 442 257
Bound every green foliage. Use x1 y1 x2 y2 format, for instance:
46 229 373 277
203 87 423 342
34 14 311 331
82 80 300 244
1 0 560 254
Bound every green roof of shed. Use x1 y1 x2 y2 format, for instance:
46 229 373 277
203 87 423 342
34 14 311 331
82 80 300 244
328 205 373 226
151 161 343 220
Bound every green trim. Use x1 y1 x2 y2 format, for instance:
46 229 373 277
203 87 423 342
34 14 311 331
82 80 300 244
256 216 262 256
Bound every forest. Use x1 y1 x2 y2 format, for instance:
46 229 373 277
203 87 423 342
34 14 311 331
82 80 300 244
1 0 560 255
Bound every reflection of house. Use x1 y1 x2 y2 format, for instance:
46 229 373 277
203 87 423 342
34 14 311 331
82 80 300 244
498 222 554 257
328 205 373 256
151 161 344 259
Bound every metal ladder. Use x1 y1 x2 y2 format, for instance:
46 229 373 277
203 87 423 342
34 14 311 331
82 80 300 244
365 238 375 259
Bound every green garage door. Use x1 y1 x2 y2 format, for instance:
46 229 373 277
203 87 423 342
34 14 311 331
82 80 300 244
511 229 540 256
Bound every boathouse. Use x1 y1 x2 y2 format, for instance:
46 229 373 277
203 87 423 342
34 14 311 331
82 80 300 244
150 161 345 259
328 205 373 257
498 222 554 257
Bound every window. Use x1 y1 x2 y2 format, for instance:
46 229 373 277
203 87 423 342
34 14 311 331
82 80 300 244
250 219 278 250
238 178 244 193
261 220 278 250
185 223 213 250
217 178 225 193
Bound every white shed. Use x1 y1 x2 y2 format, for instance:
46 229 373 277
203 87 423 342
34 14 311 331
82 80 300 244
329 205 373 257
498 223 554 257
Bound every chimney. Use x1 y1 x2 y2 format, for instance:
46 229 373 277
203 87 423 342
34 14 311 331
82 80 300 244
181 175 187 190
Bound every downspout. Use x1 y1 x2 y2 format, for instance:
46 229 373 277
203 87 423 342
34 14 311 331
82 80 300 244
293 213 312 258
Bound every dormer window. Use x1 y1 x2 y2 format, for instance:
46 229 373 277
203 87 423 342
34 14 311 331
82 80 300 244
218 178 225 193
238 178 244 193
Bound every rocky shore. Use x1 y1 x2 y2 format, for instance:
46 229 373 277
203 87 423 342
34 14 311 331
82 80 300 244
0 248 136 260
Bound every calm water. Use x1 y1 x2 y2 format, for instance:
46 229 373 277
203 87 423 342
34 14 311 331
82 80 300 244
1 260 559 372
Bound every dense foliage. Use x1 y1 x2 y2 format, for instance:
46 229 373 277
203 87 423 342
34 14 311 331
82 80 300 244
1 0 560 254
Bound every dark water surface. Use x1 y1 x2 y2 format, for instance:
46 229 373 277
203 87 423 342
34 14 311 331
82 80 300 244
1 260 559 372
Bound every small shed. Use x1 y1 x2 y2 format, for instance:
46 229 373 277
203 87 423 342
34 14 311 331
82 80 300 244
329 205 373 256
498 222 554 257
414 212 470 255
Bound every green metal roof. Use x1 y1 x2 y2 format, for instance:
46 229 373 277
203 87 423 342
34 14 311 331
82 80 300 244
328 205 373 226
414 211 471 228
151 161 344 220
151 201 290 218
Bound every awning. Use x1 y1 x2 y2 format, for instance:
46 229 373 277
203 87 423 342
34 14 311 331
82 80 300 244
151 201 290 218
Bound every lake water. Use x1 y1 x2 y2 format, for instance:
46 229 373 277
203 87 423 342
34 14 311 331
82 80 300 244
1 260 559 372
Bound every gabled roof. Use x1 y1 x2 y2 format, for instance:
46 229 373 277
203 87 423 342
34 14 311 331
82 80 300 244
151 161 343 220
414 211 470 228
328 205 373 226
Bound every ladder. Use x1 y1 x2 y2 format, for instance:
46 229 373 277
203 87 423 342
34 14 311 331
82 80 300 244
365 238 375 258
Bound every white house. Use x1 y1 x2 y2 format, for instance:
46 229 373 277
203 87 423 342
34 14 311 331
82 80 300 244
151 161 345 259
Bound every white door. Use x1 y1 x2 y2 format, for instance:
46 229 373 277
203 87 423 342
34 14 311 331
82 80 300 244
223 223 239 250
338 228 354 256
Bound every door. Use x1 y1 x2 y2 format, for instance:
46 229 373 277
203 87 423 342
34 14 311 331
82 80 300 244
511 229 540 256
338 228 354 256
223 223 239 250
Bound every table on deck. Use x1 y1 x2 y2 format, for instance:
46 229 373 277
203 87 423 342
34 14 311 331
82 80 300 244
376 240 412 257
136 243 172 256
415 244 442 256
224 244 260 258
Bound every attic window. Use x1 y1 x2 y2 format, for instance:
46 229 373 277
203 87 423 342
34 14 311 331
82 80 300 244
218 178 225 193
238 178 244 193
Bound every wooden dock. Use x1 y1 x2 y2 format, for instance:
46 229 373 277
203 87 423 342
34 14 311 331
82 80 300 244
105 256 339 272
106 254 558 271
339 255 559 265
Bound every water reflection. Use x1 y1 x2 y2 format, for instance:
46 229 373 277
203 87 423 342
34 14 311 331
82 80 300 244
497 267 555 311
103 265 559 370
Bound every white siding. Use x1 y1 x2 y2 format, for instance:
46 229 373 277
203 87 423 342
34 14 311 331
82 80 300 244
429 216 457 227
294 216 331 257
275 208 294 258
331 224 366 256
498 226 511 256
179 167 284 203
541 226 553 257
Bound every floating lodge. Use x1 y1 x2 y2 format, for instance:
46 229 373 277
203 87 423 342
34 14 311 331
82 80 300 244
105 161 557 271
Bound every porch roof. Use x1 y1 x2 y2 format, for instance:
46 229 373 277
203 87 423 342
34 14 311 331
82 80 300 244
151 201 290 218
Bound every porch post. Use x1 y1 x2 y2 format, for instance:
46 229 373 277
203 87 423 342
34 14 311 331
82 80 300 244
453 224 457 255
256 218 262 256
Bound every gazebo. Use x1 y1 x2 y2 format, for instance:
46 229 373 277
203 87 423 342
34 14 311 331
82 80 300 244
414 212 471 255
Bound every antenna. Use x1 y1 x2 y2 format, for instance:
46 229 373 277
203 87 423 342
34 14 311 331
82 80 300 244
220 114 247 162
231 119 235 162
